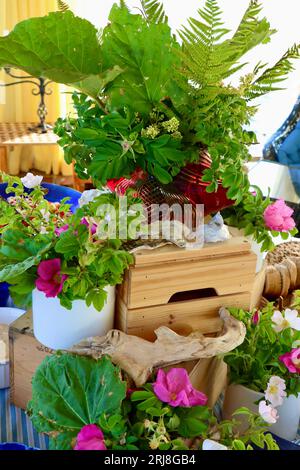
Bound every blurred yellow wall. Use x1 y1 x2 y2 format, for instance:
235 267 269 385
0 0 73 176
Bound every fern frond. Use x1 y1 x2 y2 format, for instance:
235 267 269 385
57 0 69 12
178 0 281 104
228 1 275 58
179 0 232 94
247 44 300 99
140 0 168 24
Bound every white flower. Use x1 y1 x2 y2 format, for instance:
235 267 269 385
265 376 286 407
78 189 105 207
21 172 43 189
271 309 300 332
40 208 50 222
258 401 278 424
40 226 47 234
202 439 228 451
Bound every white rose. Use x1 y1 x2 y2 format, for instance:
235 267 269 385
21 172 43 189
78 189 106 207
202 439 228 451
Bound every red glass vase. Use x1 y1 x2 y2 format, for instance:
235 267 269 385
173 152 235 216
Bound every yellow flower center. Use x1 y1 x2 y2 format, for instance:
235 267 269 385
281 319 290 329
269 385 278 395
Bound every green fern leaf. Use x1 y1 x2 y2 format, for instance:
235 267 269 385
247 44 300 99
57 0 69 12
228 1 276 57
178 0 281 104
140 0 168 24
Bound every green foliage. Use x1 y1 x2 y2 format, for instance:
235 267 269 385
57 0 70 12
0 174 137 310
140 0 168 24
101 4 185 115
0 11 119 99
28 354 278 450
55 94 187 185
0 2 298 247
247 44 300 99
28 354 126 449
223 296 300 397
222 186 298 252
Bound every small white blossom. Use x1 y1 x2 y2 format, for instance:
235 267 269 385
272 309 300 332
202 439 228 450
21 172 43 189
40 208 50 222
258 401 278 424
265 376 286 407
78 189 105 208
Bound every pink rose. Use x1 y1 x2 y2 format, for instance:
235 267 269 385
153 368 207 407
279 348 300 374
74 425 107 451
35 258 68 298
55 224 69 237
81 217 97 235
263 199 295 232
252 310 260 325
258 401 278 424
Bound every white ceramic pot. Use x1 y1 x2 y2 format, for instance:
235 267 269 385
32 287 116 350
0 308 25 389
223 383 300 441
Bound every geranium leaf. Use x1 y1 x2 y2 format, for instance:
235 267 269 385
28 354 127 434
0 256 39 282
102 5 185 115
0 12 109 98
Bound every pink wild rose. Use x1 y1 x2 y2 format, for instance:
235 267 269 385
74 425 107 451
252 310 260 325
279 348 300 374
263 199 295 232
81 217 97 235
258 401 278 424
55 224 69 237
153 368 208 407
35 258 68 298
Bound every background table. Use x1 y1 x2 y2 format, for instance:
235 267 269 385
0 388 48 449
0 122 58 173
0 122 76 187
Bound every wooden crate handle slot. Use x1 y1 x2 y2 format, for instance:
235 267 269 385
168 288 218 303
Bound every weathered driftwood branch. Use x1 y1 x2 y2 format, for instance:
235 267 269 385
71 308 245 386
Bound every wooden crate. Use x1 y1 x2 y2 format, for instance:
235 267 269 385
9 311 53 410
116 237 257 340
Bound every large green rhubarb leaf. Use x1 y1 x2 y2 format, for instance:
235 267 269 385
27 354 127 434
0 11 119 98
102 4 186 115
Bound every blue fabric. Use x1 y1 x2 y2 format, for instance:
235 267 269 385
263 95 300 197
0 443 38 450
0 182 81 213
0 284 10 307
0 388 48 449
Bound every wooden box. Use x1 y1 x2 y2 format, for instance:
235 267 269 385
9 311 53 410
116 237 257 340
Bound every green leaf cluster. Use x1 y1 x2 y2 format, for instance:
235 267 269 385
223 296 300 397
28 353 279 450
28 354 127 450
0 1 299 247
0 174 137 311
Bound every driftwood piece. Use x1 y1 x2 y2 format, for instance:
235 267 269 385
71 308 245 386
